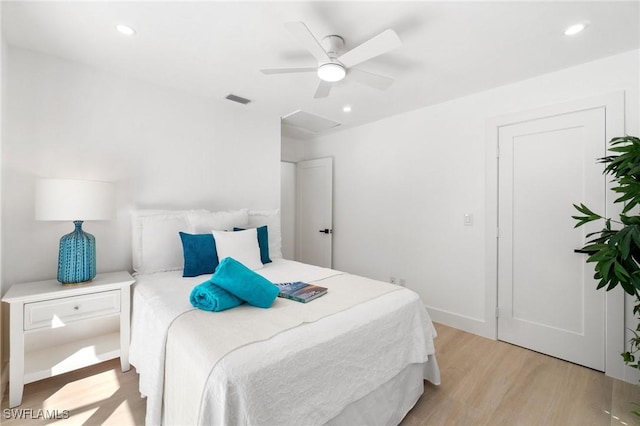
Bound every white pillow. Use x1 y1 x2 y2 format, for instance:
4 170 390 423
212 228 263 271
248 209 282 259
131 210 195 274
188 209 249 233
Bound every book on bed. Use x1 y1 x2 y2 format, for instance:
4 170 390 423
275 281 328 303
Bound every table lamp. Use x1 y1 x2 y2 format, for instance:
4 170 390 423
35 178 114 285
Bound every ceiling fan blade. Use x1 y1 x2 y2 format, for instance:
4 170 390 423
314 80 332 99
284 21 331 64
338 29 401 68
260 67 317 75
348 68 395 90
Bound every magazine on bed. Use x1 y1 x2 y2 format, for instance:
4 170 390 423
275 281 328 303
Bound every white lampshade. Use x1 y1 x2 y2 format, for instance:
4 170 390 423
35 178 114 221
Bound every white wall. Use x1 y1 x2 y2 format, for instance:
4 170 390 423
281 134 305 163
1 47 282 291
301 50 640 338
0 13 7 395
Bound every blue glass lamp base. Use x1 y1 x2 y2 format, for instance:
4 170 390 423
58 220 96 285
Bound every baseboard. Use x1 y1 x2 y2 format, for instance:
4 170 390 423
425 305 494 339
0 361 8 400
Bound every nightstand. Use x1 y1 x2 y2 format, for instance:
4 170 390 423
1 271 135 408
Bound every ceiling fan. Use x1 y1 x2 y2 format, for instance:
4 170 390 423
260 21 402 99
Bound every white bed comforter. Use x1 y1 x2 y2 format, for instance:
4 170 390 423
129 259 439 425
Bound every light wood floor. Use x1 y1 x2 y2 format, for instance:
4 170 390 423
2 323 639 425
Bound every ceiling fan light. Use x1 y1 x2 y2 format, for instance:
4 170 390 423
318 63 346 82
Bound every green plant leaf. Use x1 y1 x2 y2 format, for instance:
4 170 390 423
572 203 603 228
621 279 637 295
621 229 634 259
599 258 616 283
609 145 634 153
617 258 635 279
573 203 599 216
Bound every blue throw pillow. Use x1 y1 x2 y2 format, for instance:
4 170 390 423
233 226 271 264
179 232 219 277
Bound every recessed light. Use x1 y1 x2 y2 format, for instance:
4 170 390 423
115 24 136 36
343 105 352 112
564 23 587 36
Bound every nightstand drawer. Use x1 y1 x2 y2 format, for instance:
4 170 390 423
24 290 121 330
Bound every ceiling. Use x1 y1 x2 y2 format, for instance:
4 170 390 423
2 1 639 139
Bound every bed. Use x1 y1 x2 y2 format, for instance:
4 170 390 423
127 208 440 425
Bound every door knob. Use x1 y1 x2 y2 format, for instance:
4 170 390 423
318 229 332 234
574 249 594 254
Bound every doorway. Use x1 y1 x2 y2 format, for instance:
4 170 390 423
497 108 605 370
296 157 333 268
486 92 625 378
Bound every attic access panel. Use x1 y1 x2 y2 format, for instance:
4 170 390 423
281 110 341 134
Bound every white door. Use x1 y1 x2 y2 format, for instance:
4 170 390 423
497 107 606 371
296 158 333 268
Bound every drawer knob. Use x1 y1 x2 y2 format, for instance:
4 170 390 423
74 306 80 311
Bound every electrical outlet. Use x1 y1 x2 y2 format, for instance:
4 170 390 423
399 278 407 287
390 277 396 284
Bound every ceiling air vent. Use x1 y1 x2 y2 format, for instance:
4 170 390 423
225 94 252 105
281 110 341 134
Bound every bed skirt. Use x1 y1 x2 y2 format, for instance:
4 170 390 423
327 361 432 425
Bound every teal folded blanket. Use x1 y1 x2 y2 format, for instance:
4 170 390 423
212 257 279 308
190 280 243 312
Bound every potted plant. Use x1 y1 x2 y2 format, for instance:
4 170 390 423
573 135 640 414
